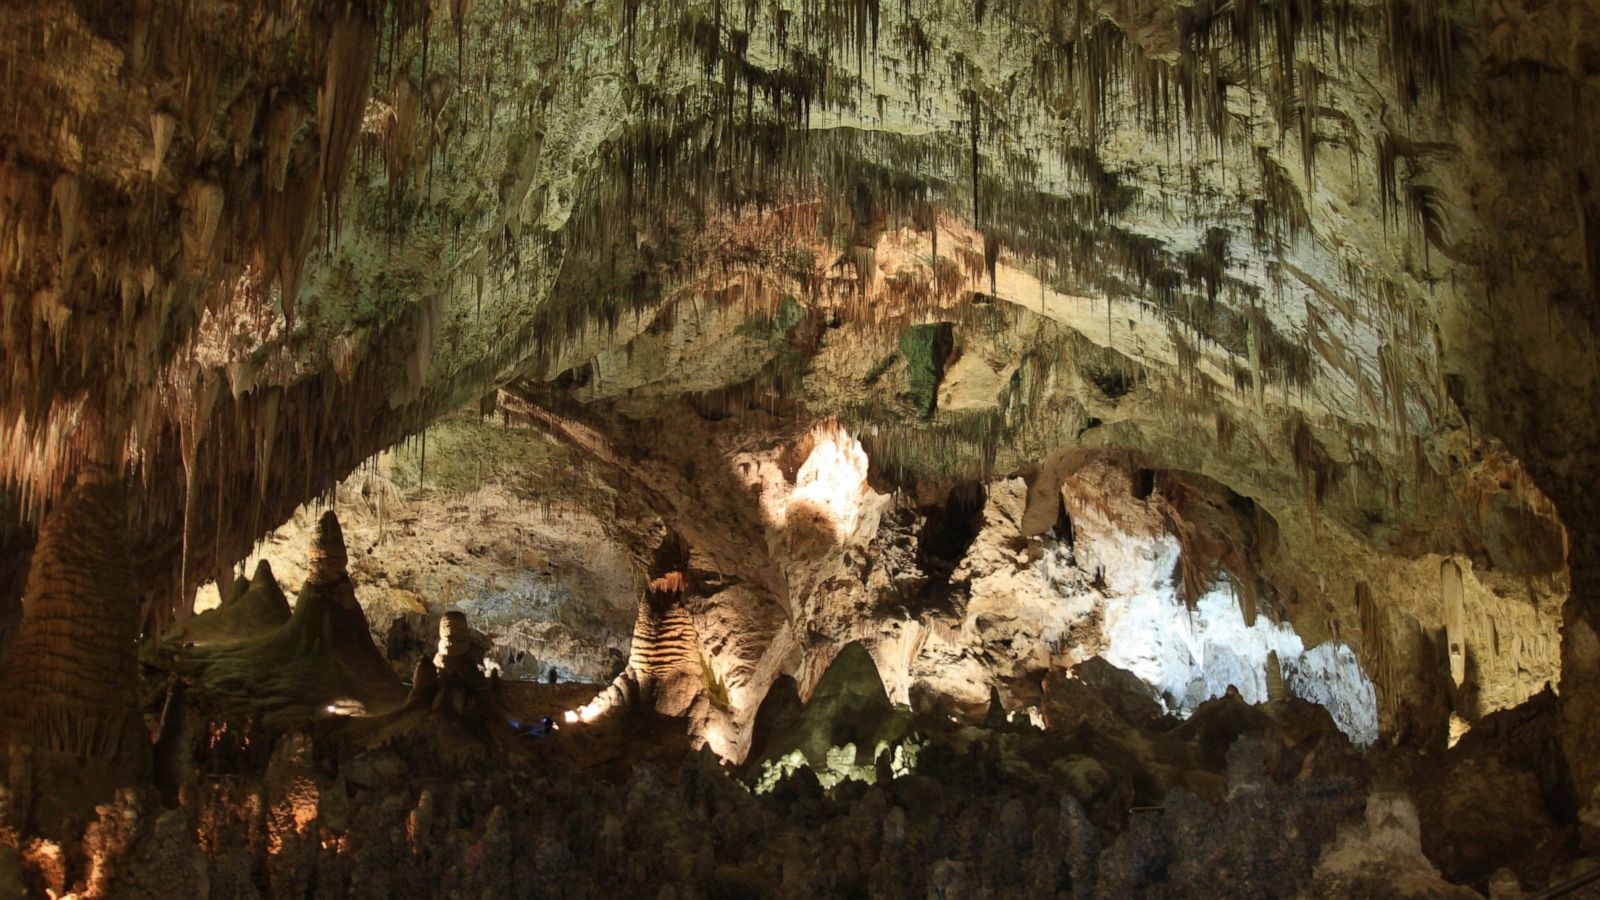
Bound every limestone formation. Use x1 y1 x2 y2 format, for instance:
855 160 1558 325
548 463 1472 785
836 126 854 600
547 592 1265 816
181 510 405 719
184 560 290 642
0 0 1596 894
433 611 482 682
0 473 142 765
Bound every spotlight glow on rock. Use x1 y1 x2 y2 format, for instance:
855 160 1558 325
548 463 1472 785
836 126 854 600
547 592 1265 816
785 421 870 539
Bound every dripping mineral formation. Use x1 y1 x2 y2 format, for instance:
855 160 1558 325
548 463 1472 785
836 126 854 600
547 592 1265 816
0 0 1595 895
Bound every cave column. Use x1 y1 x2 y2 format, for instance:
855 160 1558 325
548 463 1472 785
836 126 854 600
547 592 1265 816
1561 503 1600 847
0 468 147 776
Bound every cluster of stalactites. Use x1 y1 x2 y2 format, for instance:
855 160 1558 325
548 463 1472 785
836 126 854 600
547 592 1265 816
523 0 1461 487
574 0 1464 261
0 0 1472 635
0 0 436 524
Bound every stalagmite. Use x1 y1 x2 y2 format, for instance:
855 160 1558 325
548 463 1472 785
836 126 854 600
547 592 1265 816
305 509 349 586
574 572 707 723
183 510 403 717
0 469 143 763
1265 650 1286 703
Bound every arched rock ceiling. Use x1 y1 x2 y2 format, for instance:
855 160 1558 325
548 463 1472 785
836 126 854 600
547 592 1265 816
0 0 1595 679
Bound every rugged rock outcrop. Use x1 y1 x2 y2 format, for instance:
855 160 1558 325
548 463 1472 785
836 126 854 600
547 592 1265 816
180 511 405 719
0 0 1597 893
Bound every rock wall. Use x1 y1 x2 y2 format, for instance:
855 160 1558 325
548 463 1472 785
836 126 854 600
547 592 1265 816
0 0 1596 861
193 411 644 683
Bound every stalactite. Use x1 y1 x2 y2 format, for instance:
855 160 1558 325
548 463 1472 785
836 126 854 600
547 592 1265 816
318 12 380 236
1441 558 1466 687
1376 130 1400 228
49 173 80 280
175 373 221 635
265 159 320 326
263 100 304 194
256 389 281 502
1287 412 1342 536
967 88 981 231
145 111 176 180
179 180 225 272
1355 580 1399 724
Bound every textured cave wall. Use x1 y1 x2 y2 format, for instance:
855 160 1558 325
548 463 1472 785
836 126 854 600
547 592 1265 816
0 0 1502 558
505 238 1569 742
192 409 648 682
1428 0 1600 830
0 0 1596 822
494 370 1559 768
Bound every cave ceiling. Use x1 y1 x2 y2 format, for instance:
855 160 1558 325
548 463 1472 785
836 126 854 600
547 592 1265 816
0 0 1594 683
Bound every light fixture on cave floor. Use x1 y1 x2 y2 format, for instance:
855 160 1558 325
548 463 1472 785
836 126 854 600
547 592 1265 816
323 698 366 716
565 697 607 724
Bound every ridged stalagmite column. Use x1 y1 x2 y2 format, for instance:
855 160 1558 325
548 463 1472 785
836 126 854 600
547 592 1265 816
0 471 142 761
572 572 703 722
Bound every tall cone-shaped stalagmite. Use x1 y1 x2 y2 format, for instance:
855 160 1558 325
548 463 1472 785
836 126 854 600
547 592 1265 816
305 509 350 588
271 510 399 688
625 572 706 717
574 572 705 722
0 472 143 762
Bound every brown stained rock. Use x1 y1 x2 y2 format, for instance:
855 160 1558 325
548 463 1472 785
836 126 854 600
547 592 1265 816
264 731 321 897
1411 689 1579 889
305 511 351 591
0 472 144 766
0 845 22 900
109 809 209 900
405 656 439 710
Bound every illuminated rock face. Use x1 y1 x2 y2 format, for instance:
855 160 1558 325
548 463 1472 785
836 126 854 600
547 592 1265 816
785 422 872 540
0 0 1595 894
1100 584 1379 745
